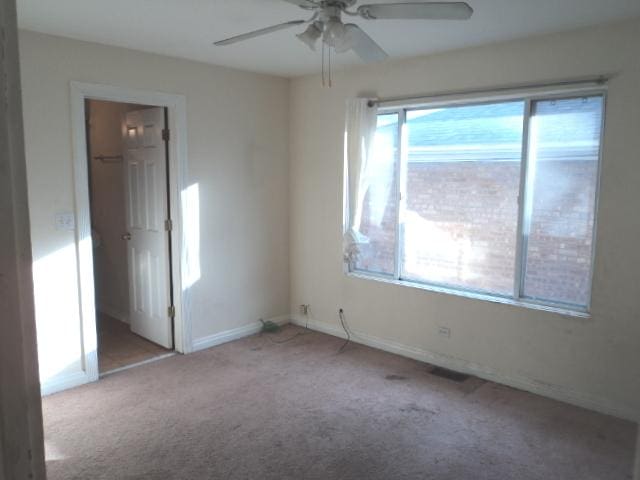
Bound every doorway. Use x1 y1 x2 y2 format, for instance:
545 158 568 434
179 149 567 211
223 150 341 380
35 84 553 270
64 82 190 393
86 99 174 373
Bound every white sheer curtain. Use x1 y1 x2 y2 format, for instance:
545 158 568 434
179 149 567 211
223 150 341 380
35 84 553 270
343 98 378 266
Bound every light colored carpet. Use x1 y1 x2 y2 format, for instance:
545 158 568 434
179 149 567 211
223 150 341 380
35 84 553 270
43 325 636 479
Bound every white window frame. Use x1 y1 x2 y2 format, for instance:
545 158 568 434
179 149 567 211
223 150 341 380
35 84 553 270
347 84 607 317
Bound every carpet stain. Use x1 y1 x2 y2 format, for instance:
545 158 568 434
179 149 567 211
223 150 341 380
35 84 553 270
41 325 637 480
399 402 437 415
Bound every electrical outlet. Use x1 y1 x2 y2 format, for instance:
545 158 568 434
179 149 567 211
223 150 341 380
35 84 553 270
55 212 75 231
300 304 309 315
438 326 451 338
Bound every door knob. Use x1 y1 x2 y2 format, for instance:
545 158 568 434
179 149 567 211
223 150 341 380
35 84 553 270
121 233 132 240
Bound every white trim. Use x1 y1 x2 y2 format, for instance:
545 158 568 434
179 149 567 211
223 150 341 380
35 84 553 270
394 108 406 280
192 316 290 352
70 85 99 387
348 271 590 318
363 88 607 316
63 81 191 395
100 352 177 377
290 314 638 422
40 371 92 397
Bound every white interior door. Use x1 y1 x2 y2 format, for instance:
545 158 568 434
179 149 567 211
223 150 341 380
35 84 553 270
123 107 173 349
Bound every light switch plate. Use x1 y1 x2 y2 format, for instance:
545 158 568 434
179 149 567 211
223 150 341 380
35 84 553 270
55 212 75 231
438 326 451 338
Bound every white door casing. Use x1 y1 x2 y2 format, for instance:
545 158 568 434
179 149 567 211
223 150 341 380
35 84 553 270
123 107 173 349
54 81 189 397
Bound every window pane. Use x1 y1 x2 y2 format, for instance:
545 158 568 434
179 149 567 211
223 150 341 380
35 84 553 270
353 113 399 275
401 101 525 294
522 96 602 307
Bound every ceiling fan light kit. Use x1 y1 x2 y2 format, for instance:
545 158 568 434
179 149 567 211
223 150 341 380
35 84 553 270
323 18 345 46
296 23 323 50
214 1 473 85
333 24 359 53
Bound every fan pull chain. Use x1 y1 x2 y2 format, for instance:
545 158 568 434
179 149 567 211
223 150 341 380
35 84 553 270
322 41 326 87
321 42 333 88
328 45 332 88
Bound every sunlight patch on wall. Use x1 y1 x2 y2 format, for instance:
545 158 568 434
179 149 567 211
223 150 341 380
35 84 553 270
33 241 84 383
181 183 201 290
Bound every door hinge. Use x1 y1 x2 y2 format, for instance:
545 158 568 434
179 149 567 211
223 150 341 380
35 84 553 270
164 219 173 231
162 128 170 142
168 305 176 318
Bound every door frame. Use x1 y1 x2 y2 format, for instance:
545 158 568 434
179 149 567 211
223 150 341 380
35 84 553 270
1 0 46 474
70 81 192 384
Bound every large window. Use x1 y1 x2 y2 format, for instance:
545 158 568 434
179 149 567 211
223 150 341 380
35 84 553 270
350 92 604 312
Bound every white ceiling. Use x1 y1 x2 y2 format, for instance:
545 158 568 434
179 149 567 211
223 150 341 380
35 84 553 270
17 0 640 77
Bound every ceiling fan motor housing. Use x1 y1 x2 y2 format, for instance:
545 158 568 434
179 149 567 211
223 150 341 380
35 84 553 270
317 6 344 24
321 0 358 8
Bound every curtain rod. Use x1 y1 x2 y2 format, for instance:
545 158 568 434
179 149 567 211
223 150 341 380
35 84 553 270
367 75 610 108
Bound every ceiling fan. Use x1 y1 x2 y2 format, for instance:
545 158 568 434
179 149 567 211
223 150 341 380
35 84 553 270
214 1 473 64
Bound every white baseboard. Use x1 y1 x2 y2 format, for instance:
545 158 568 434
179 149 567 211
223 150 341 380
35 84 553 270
41 316 290 395
192 315 290 353
97 304 129 324
290 314 638 423
100 352 177 377
40 371 93 396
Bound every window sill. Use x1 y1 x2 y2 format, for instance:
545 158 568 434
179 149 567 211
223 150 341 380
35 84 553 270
346 271 591 319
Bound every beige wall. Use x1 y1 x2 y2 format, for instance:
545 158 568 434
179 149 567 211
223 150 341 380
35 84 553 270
289 19 640 420
88 100 130 321
17 19 640 420
19 30 290 387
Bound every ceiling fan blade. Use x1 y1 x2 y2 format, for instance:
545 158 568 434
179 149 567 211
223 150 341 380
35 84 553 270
214 20 306 46
358 2 473 20
344 24 388 63
281 0 318 7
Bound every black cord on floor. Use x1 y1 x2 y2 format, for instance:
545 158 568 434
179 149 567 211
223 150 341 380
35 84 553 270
263 315 312 344
338 308 351 353
265 330 306 344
